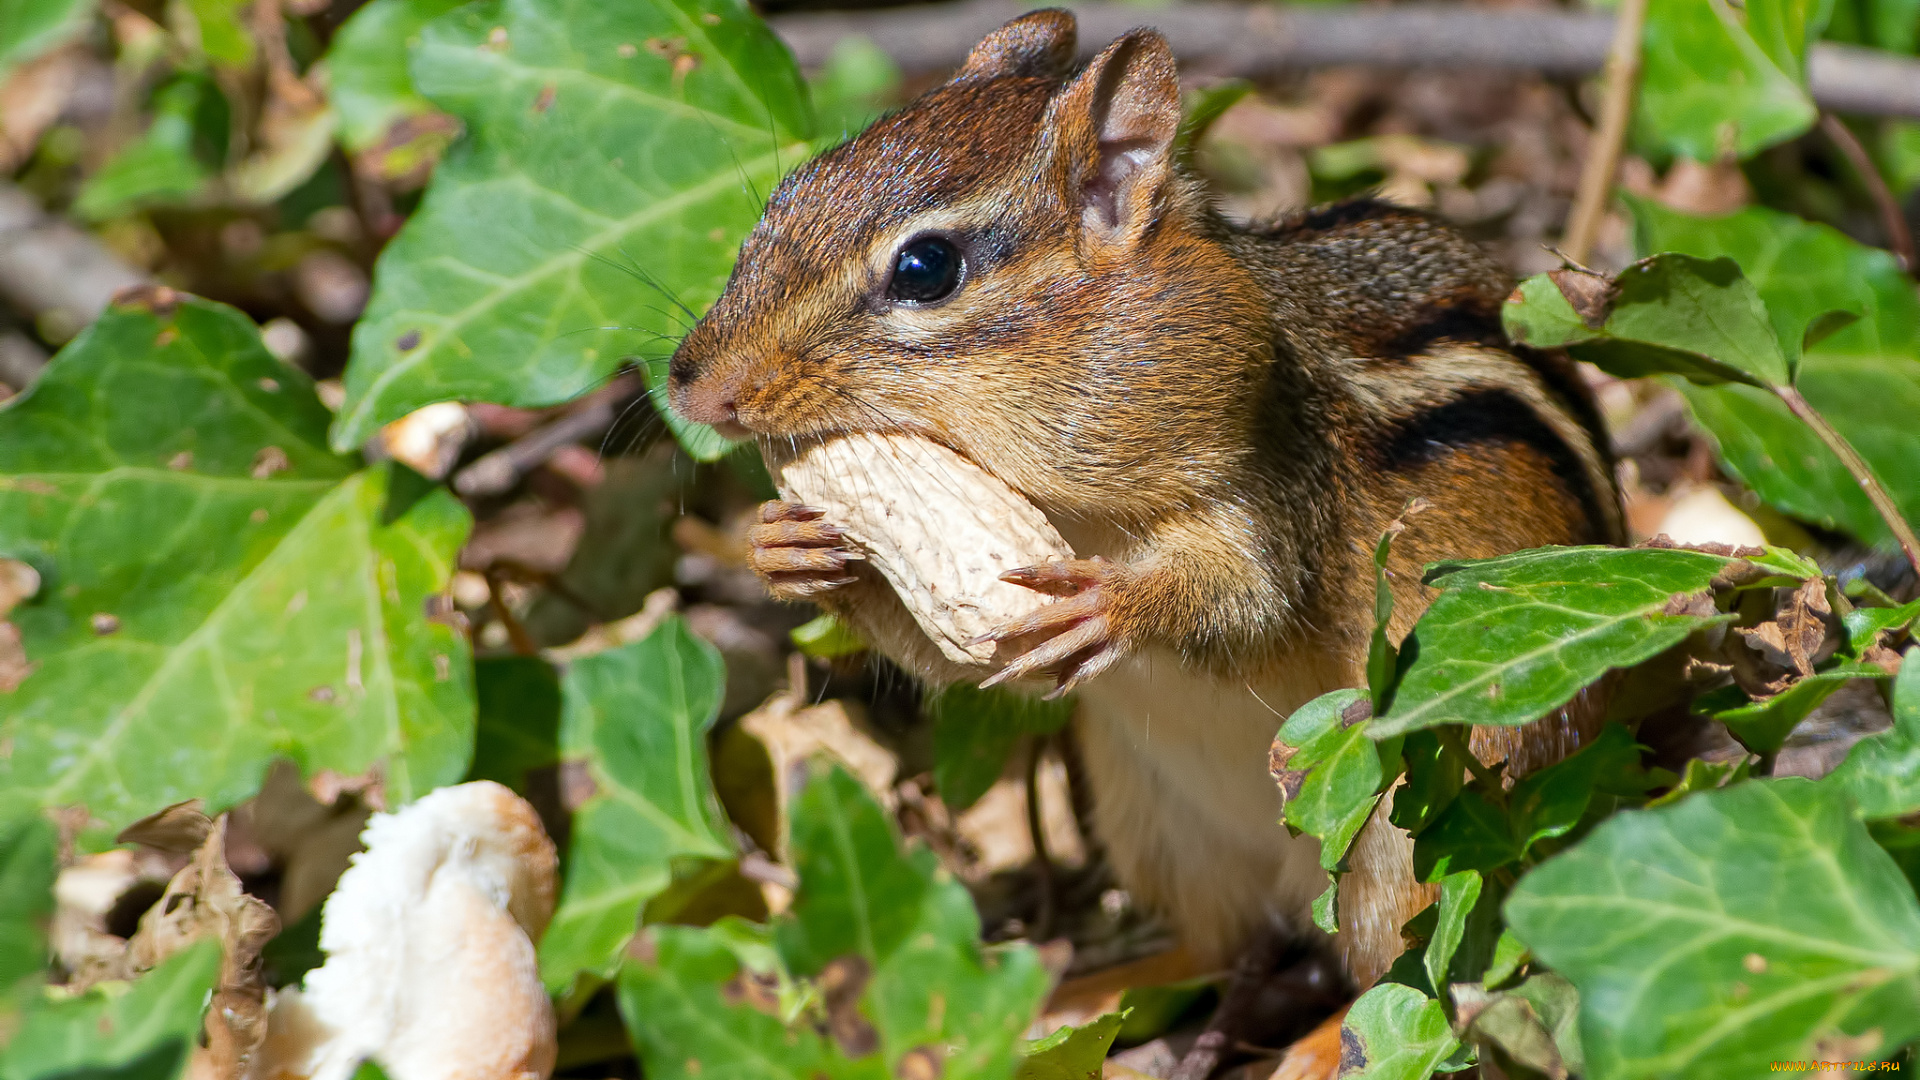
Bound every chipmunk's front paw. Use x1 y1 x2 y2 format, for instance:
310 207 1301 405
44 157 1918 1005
746 501 864 602
977 557 1134 697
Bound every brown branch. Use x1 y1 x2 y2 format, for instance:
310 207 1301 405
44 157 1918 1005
482 569 541 657
451 383 637 497
770 1 1920 119
1819 112 1916 272
1562 0 1648 266
1774 385 1920 580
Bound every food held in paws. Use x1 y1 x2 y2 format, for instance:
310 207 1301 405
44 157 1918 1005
766 432 1075 666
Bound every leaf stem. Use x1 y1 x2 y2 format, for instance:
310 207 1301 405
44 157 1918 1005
1437 726 1504 798
1562 0 1649 264
1773 384 1920 579
1818 113 1916 273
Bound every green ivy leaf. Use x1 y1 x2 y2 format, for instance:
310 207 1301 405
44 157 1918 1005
1645 755 1749 809
1823 647 1920 820
1506 779 1920 1079
1504 256 1788 387
1370 547 1754 739
1174 79 1251 170
1883 120 1920 194
1632 199 1920 550
1113 981 1212 1045
1414 727 1653 887
1017 1011 1127 1080
790 612 868 661
322 0 469 152
0 294 473 833
1390 730 1470 839
619 764 1050 1080
930 685 1074 813
1367 519 1403 711
1839 597 1920 661
332 0 813 457
73 77 218 222
1637 0 1816 161
0 938 220 1080
1415 789 1519 882
1481 928 1529 989
466 655 562 792
809 34 902 140
1698 660 1891 757
1506 723 1647 852
1338 982 1460 1080
1425 870 1487 1003
1274 688 1402 930
0 0 92 77
1457 972 1583 1079
539 618 734 994
0 816 55 997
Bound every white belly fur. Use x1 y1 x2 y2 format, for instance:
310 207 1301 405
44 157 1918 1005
1072 645 1349 966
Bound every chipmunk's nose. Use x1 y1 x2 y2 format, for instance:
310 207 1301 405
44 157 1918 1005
669 354 753 438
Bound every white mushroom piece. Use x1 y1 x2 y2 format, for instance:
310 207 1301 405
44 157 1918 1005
255 781 558 1080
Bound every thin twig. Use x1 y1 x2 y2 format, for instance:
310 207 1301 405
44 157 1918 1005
770 2 1920 119
452 389 631 497
1025 735 1056 942
1775 385 1920 579
1819 112 1916 272
1436 725 1504 798
1562 0 1648 265
483 569 541 656
1169 931 1289 1080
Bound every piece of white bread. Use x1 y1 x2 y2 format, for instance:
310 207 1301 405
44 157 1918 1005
767 433 1075 665
255 781 558 1080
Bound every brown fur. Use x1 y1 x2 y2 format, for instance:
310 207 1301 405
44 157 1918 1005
671 11 1622 989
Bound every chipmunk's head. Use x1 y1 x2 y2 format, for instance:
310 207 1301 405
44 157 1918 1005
670 10 1267 510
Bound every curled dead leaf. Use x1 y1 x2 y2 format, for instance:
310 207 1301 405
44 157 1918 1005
1548 266 1615 328
125 813 281 1080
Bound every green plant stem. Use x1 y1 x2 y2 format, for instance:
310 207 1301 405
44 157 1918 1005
1774 384 1920 580
1437 726 1505 799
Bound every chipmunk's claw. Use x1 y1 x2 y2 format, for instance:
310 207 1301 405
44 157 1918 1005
977 558 1129 694
747 500 863 602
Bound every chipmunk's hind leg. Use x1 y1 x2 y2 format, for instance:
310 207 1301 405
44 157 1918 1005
1168 930 1348 1080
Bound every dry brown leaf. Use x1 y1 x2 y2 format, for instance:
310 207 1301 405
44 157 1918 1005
126 813 281 1080
952 763 1086 881
0 47 82 172
1734 577 1834 689
118 799 215 853
238 762 372 923
49 849 148 989
740 694 899 826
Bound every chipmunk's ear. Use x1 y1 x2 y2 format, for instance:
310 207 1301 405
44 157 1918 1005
956 10 1077 81
1045 30 1181 250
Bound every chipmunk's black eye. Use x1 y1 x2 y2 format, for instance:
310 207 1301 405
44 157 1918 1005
886 237 962 304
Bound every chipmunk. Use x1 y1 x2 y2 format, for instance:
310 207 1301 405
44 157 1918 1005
670 6 1621 1017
